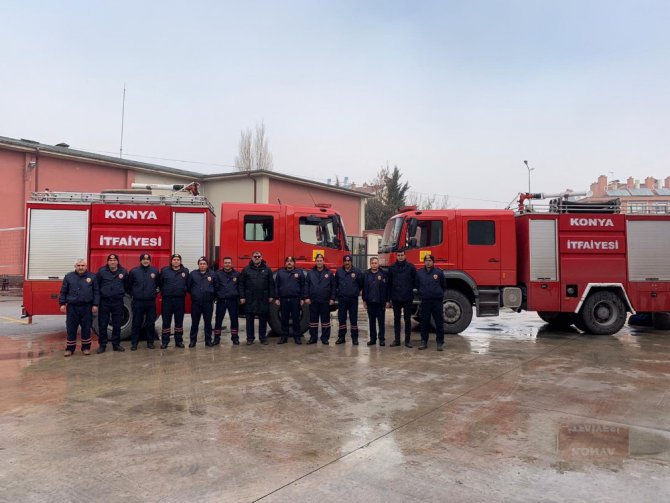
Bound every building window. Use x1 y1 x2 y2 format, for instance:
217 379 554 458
408 220 443 248
628 202 646 214
468 220 496 245
653 202 669 214
244 215 274 241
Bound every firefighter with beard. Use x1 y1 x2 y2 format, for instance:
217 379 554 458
362 256 389 346
305 253 335 345
214 256 241 345
128 253 159 351
274 256 305 344
95 253 128 353
387 250 417 348
239 251 275 345
334 254 363 345
59 258 99 357
188 257 218 347
159 254 189 349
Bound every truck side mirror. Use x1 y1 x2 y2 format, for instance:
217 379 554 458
408 237 417 248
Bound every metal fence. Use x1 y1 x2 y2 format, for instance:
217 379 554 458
347 236 367 271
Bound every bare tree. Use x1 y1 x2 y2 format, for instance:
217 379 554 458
406 192 450 210
235 121 274 171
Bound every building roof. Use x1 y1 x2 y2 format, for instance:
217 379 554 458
628 187 654 196
0 135 201 179
656 188 670 196
605 189 630 197
0 135 371 199
202 169 373 198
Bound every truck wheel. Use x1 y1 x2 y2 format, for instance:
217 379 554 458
579 291 626 335
92 296 134 341
269 302 310 335
652 312 670 330
441 289 473 334
537 311 575 329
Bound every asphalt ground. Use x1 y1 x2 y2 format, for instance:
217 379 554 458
0 297 668 502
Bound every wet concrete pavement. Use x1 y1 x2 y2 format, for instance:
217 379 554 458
1 297 669 502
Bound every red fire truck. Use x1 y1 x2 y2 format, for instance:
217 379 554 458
22 190 350 338
378 193 670 335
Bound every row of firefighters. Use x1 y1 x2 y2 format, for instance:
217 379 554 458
58 250 449 357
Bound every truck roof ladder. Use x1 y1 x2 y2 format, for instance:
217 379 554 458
30 192 214 212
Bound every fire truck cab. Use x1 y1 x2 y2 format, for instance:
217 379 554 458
219 202 350 334
378 197 670 335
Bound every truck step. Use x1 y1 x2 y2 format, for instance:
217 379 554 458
476 289 500 317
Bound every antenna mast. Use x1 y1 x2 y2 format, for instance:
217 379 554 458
119 83 126 158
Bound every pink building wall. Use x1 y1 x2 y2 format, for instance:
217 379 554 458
0 148 134 275
268 179 364 235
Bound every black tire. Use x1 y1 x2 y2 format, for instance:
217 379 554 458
579 291 626 335
268 301 310 335
441 289 473 334
91 295 133 341
652 312 670 330
537 311 575 329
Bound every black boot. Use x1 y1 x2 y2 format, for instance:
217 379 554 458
96 346 106 354
278 337 288 344
306 338 317 345
352 338 359 346
294 337 302 345
418 340 428 350
404 338 413 348
213 337 221 346
335 336 346 344
367 340 376 346
390 339 401 347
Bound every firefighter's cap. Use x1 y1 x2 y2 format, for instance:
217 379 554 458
197 256 208 265
171 254 182 261
423 254 434 262
140 253 151 262
343 254 352 262
107 254 119 262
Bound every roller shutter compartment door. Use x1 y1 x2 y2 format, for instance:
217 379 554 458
173 212 206 270
26 208 89 280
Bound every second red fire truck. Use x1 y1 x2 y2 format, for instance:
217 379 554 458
378 193 670 335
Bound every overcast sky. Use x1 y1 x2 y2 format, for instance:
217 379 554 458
1 1 669 207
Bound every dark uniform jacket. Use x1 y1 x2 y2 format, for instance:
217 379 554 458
335 266 363 299
96 265 129 302
387 260 417 302
415 266 447 300
160 266 190 298
305 267 335 303
215 268 240 299
362 268 389 304
275 268 305 299
188 269 218 304
239 260 275 314
59 271 100 306
129 265 160 301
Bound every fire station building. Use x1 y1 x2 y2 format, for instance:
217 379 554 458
0 135 370 279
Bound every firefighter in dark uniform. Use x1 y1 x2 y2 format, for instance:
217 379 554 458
334 254 363 345
274 256 305 344
160 254 189 349
415 254 447 351
239 251 275 345
59 258 99 357
387 250 417 348
214 256 240 345
362 256 389 346
128 253 159 350
188 256 218 347
305 253 335 345
95 253 128 353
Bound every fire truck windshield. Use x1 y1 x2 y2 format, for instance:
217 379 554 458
380 217 403 252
